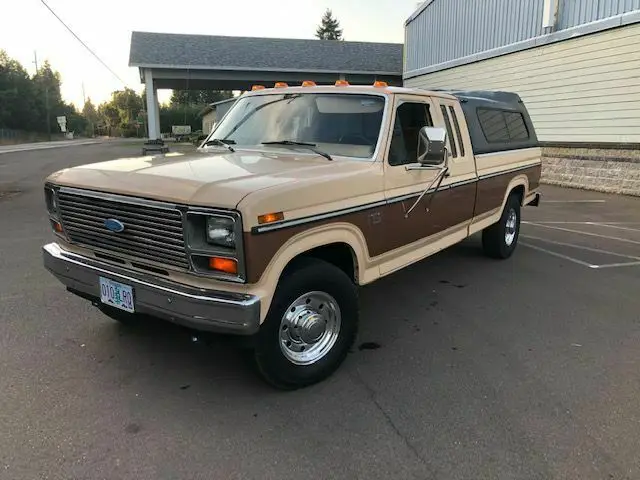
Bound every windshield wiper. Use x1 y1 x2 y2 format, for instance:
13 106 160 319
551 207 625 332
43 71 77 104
262 140 333 161
203 138 235 152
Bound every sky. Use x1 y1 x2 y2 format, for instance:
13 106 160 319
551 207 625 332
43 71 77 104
1 0 421 108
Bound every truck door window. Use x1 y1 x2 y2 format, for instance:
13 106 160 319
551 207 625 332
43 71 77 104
388 102 432 166
439 105 458 158
448 106 465 157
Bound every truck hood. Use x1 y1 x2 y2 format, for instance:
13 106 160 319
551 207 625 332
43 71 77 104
47 149 377 209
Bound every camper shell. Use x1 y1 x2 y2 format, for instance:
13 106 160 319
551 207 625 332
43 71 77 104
435 90 539 155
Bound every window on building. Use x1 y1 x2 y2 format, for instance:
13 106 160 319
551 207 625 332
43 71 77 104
388 102 433 166
478 108 529 143
448 106 465 157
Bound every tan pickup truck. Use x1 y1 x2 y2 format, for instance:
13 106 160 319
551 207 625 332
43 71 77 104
43 82 541 389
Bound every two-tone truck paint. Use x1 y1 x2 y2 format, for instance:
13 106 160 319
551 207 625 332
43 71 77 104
43 84 541 389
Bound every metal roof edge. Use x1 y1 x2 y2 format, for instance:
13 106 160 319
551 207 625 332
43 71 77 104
405 0 436 26
403 10 640 79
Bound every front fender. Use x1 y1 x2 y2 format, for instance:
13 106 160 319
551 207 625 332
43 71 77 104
249 222 374 321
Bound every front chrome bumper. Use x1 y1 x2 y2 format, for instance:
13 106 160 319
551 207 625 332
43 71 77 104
42 243 260 335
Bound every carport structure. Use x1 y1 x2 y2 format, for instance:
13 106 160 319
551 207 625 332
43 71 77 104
128 31 404 140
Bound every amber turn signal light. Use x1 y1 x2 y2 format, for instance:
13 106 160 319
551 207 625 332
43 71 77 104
251 85 265 91
208 257 238 275
274 82 289 88
51 220 63 233
335 80 350 86
258 212 284 225
301 80 316 87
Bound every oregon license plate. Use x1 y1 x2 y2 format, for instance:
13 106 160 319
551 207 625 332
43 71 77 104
99 277 135 313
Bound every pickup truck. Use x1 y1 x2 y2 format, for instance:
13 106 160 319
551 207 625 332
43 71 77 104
43 82 541 389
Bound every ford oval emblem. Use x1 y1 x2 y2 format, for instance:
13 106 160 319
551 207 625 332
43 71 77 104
104 218 125 233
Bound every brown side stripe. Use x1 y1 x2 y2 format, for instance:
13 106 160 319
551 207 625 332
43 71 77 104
244 163 541 284
252 163 541 234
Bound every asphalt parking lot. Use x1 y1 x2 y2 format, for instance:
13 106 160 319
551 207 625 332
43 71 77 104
1 140 639 480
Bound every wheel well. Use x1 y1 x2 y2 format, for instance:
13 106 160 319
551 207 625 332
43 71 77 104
511 185 525 205
286 243 357 283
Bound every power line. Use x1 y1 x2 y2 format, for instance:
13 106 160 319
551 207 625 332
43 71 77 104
39 0 127 86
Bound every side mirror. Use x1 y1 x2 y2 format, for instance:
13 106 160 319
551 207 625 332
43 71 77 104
417 126 447 165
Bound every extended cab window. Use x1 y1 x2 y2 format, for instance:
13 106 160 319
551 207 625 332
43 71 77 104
478 108 529 143
388 102 433 166
440 105 457 158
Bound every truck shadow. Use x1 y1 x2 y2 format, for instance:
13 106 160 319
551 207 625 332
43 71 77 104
90 236 488 398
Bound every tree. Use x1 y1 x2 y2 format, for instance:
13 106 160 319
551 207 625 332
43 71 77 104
159 104 203 133
82 99 98 121
96 88 146 137
0 50 38 130
82 98 99 136
32 61 66 135
61 103 87 135
316 9 343 40
97 102 120 136
169 90 233 107
111 88 144 125
0 51 100 138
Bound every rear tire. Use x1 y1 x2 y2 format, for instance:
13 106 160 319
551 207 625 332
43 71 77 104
482 193 521 259
253 258 358 390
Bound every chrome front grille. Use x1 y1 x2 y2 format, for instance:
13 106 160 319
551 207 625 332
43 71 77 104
57 189 189 269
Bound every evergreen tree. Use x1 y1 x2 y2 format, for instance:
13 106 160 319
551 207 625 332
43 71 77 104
315 9 343 40
0 50 38 130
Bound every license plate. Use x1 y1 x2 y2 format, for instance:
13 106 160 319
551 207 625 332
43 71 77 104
99 277 135 313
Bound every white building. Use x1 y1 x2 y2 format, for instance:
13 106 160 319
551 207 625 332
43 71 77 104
404 0 640 195
200 98 237 135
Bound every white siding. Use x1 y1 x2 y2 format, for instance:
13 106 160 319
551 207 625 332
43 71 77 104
405 23 640 143
202 110 216 135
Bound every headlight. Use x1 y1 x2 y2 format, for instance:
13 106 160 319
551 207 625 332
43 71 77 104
206 216 236 248
45 187 58 215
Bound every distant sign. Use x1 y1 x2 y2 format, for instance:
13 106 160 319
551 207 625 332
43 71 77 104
172 125 191 135
56 116 67 133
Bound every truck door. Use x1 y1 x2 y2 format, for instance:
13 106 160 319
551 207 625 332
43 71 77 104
434 97 477 225
381 95 477 260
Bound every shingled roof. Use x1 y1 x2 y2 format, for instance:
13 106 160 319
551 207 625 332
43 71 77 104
129 31 403 75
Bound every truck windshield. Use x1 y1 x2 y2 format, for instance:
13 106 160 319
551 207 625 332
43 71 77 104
207 93 386 159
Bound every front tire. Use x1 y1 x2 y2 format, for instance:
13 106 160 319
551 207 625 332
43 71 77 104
482 193 521 259
254 258 358 390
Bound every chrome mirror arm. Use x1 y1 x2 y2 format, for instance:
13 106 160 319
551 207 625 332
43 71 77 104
404 166 449 218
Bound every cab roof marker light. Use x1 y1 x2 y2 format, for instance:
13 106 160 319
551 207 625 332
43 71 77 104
251 85 266 91
301 80 316 87
335 80 350 86
274 82 288 88
373 81 388 87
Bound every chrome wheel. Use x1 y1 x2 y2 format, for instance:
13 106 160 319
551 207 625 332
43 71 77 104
505 208 517 246
279 291 341 366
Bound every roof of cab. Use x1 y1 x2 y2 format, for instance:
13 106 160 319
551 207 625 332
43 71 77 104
243 84 457 100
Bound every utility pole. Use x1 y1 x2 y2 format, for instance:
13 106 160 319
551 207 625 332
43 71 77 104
45 87 51 141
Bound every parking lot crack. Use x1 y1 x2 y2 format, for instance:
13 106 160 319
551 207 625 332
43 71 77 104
349 370 434 478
